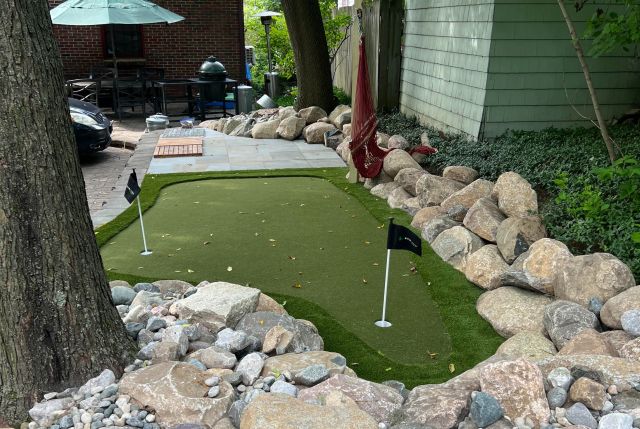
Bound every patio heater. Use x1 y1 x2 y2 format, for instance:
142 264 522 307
255 11 282 100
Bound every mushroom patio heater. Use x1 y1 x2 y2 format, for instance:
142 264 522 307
255 10 281 100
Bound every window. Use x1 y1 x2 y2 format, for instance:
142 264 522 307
103 25 144 58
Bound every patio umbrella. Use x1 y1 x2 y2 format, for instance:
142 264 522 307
50 0 185 116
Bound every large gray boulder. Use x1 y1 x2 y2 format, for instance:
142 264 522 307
491 172 538 218
235 311 324 353
387 187 413 209
464 244 510 290
111 286 137 305
382 149 422 179
416 173 466 207
495 331 557 362
394 167 427 196
442 166 479 185
388 134 411 150
299 106 328 124
171 282 260 330
543 300 601 350
555 253 635 307
251 119 281 139
421 217 461 244
601 286 640 329
477 287 554 338
496 216 547 264
261 351 351 378
328 104 350 124
519 238 573 296
431 226 484 271
463 197 506 242
370 181 401 199
440 179 494 211
304 122 337 144
399 383 473 428
223 116 244 135
277 116 306 140
411 206 446 230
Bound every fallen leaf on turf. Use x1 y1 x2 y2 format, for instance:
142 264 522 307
298 272 303 275
427 351 438 359
203 241 210 245
281 300 287 307
227 266 233 272
385 367 392 372
193 201 200 204
238 211 247 214
372 262 379 266
362 277 368 284
449 363 456 373
377 350 385 357
327 230 333 233
288 256 296 260
351 362 359 366
261 219 266 223
269 239 277 242
174 270 182 273
138 266 144 269
292 283 302 289
107 267 114 271
364 241 371 245
176 248 182 251
254 233 259 236
168 254 175 257
377 224 385 229
187 269 194 273
427 282 431 286
209 233 214 237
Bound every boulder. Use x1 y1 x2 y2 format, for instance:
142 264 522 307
495 331 557 362
277 116 306 140
477 287 553 338
520 238 573 295
342 123 352 137
298 374 403 423
328 104 351 123
556 253 635 307
235 311 323 353
255 293 287 315
601 286 640 329
382 149 422 179
371 182 401 199
479 358 550 427
153 279 193 296
469 392 504 428
401 197 422 216
364 169 393 190
215 118 227 132
569 377 607 410
538 354 640 392
223 117 243 135
111 285 137 306
394 168 427 196
261 351 350 378
377 132 391 148
442 166 479 185
446 205 468 222
619 338 640 360
188 346 237 369
544 300 600 350
464 244 510 290
493 270 551 295
172 282 260 330
387 187 413 209
214 328 249 353
463 197 507 242
119 362 234 427
324 129 344 149
440 179 494 211
262 325 294 354
229 119 255 138
622 309 640 336
299 106 328 125
421 217 461 244
388 135 410 150
251 119 281 139
601 330 636 356
491 172 538 218
558 329 617 357
303 122 337 144
277 106 297 120
236 352 264 385
431 226 484 271
566 402 597 428
197 119 219 130
399 384 472 428
411 206 446 230
416 173 466 207
240 392 378 428
335 140 350 162
334 111 352 129
131 290 164 308
496 216 547 264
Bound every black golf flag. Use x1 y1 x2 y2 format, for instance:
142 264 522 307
124 169 141 204
386 218 422 256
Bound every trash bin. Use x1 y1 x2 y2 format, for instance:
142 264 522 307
264 72 280 100
198 56 228 102
237 85 254 113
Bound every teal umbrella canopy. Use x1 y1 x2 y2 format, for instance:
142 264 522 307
50 0 184 25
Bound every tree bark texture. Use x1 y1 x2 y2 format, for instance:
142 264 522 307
557 0 617 163
0 0 135 424
281 0 337 113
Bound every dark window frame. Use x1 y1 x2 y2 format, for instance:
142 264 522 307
102 25 145 59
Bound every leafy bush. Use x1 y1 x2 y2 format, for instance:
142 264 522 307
276 86 351 108
543 156 640 279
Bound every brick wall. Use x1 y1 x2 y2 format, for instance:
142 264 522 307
49 0 245 81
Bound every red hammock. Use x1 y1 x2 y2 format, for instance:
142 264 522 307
349 36 389 178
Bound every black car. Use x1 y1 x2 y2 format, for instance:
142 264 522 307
69 98 112 154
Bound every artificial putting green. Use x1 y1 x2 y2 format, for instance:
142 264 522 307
98 169 503 386
102 177 450 364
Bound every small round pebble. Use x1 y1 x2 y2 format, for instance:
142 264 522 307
145 414 156 423
547 387 567 408
208 386 220 398
205 376 220 387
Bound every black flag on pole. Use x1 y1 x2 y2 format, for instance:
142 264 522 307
386 218 422 256
124 169 141 204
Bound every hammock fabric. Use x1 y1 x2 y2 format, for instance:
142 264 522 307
349 36 389 178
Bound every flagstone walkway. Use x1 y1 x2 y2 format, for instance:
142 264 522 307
89 128 345 228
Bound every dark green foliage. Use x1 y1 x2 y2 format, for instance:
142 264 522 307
276 86 351 108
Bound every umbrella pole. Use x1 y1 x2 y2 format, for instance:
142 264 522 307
110 24 121 120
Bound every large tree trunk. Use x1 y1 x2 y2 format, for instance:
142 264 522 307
0 0 135 424
281 0 336 113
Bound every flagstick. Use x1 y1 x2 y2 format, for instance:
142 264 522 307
375 249 392 328
137 196 152 256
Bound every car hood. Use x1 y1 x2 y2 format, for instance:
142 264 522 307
68 97 101 114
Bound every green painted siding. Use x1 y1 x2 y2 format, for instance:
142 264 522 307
400 0 495 137
482 0 640 138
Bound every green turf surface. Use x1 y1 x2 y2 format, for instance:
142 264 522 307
97 168 503 387
101 177 451 363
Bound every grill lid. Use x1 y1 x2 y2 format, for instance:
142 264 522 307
199 56 227 77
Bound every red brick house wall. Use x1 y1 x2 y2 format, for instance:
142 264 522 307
49 0 245 81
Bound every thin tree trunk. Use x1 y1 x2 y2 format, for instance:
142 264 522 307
557 0 617 163
281 0 336 113
0 0 135 424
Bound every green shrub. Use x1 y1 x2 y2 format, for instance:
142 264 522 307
276 86 351 109
543 156 640 279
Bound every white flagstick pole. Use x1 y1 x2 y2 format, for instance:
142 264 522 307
375 248 393 328
137 196 152 256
